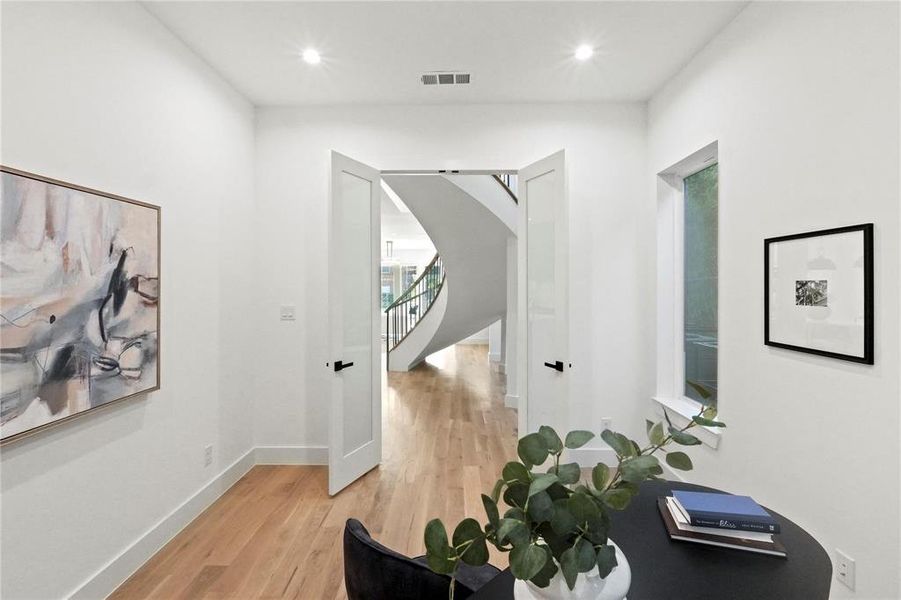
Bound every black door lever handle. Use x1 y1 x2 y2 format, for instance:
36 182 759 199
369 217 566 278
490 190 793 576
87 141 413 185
544 361 564 372
334 360 355 372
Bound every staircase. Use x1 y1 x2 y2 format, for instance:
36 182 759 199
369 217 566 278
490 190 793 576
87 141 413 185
384 254 445 359
382 174 516 371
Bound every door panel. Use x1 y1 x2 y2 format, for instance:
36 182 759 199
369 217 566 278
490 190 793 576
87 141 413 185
329 152 381 495
518 151 568 436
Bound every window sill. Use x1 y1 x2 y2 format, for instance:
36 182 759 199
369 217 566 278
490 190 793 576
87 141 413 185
650 396 722 450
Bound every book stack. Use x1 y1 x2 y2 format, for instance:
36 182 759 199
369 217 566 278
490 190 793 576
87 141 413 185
657 490 786 557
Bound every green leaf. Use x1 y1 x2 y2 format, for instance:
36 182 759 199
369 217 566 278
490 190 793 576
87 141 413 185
669 427 702 446
648 421 666 446
665 451 694 471
692 415 726 428
490 478 506 503
567 492 600 523
601 488 633 511
702 406 718 420
518 433 550 467
559 546 579 590
596 545 618 578
510 543 549 581
452 518 483 546
550 499 577 535
686 380 712 400
574 538 596 573
564 430 595 449
528 473 559 497
538 425 564 454
496 518 530 547
544 481 570 501
584 514 609 545
619 455 660 483
454 519 488 567
453 519 488 566
591 463 610 491
503 482 529 509
424 519 455 574
663 407 674 429
482 494 500 528
554 462 581 485
504 507 526 522
527 490 554 522
502 461 531 484
600 429 634 457
536 523 569 559
527 547 558 588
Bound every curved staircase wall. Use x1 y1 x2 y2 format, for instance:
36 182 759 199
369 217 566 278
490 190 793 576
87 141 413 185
383 174 512 371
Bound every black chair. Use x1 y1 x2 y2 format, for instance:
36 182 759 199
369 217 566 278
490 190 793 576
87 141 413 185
343 518 500 600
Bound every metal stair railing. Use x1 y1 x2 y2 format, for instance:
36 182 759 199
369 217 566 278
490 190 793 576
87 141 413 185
385 253 445 368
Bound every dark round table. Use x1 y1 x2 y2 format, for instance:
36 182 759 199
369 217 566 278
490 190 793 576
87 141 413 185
471 480 832 600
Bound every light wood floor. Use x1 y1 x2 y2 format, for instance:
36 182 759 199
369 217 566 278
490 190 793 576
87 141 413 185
110 344 517 600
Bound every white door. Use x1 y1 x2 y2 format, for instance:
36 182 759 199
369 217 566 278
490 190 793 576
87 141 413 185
517 151 568 436
328 151 381 495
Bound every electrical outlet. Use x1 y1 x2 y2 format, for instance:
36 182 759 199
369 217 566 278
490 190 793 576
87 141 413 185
204 445 213 467
280 305 296 321
601 417 613 431
835 549 855 590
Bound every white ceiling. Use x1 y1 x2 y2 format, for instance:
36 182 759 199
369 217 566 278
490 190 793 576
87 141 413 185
144 1 748 106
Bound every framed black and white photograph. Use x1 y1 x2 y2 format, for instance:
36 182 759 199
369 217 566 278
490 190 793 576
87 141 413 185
764 224 873 364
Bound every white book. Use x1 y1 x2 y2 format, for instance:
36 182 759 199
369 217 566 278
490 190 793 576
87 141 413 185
665 497 774 543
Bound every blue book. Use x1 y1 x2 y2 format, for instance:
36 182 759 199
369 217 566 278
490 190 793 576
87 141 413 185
672 491 781 534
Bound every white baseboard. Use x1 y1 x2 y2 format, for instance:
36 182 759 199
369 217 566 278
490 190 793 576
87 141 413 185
70 448 255 600
255 445 328 465
69 445 327 600
504 394 518 409
568 446 690 484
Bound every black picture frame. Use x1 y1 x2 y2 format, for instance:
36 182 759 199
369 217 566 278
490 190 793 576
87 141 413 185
764 223 873 364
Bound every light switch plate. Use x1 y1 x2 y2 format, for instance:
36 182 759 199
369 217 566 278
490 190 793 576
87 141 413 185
280 305 296 321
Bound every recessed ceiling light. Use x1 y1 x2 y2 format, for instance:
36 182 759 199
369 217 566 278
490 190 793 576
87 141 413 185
575 44 594 61
302 48 321 65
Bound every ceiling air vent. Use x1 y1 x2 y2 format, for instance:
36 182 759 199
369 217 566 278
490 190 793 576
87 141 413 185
421 72 471 86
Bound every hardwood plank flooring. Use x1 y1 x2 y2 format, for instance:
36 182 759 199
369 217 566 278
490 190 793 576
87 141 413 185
110 344 517 600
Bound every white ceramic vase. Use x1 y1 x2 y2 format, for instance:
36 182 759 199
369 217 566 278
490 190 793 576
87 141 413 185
512 539 630 600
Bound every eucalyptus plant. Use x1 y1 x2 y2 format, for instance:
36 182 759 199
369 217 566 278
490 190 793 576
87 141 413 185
424 383 723 598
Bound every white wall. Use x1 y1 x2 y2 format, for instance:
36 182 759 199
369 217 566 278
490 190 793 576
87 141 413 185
254 103 651 450
648 3 900 598
0 2 256 598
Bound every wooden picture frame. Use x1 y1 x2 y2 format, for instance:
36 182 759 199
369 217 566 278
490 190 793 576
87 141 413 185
1 166 161 444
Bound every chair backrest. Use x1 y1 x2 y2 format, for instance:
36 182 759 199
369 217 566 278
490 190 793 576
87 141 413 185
343 519 475 600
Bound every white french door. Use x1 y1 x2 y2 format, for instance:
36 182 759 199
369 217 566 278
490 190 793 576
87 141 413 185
328 151 381 495
517 151 569 436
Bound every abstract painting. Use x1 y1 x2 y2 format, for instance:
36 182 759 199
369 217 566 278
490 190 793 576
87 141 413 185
1 167 160 443
764 224 873 364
